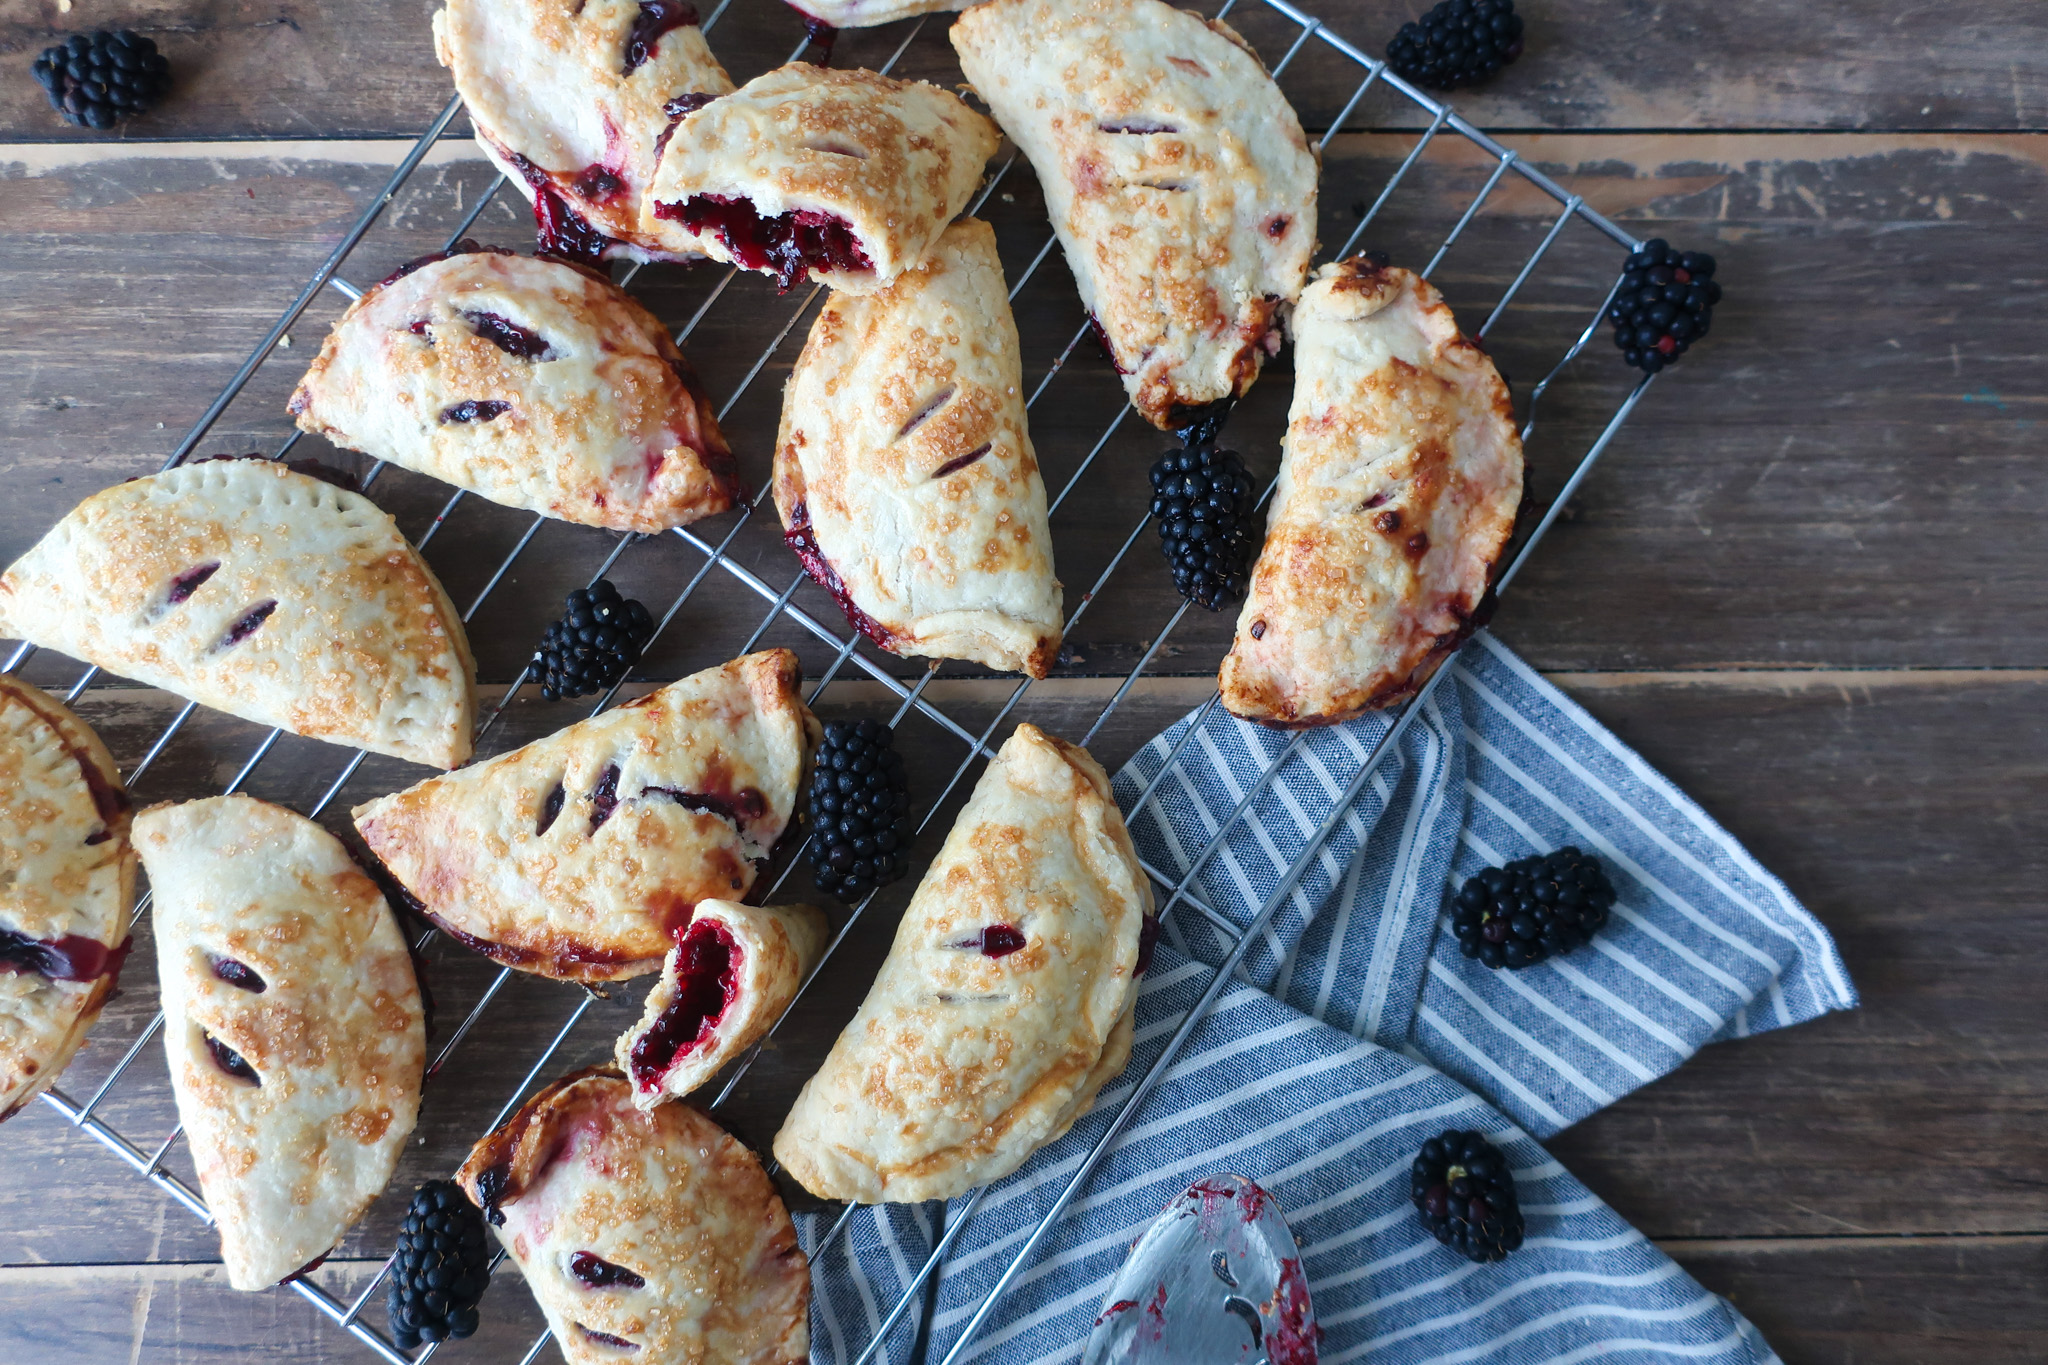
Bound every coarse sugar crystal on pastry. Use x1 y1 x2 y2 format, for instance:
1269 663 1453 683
774 218 1064 678
353 649 820 985
138 794 426 1291
0 678 134 1123
773 723 1153 1204
1220 258 1524 728
457 1067 809 1365
952 0 1318 430
642 62 999 293
0 459 476 769
289 248 739 534
434 0 736 264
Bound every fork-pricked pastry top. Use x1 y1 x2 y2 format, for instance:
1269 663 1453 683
775 219 1064 678
353 650 819 984
0 460 476 769
458 1068 808 1365
434 0 736 264
139 794 425 1291
773 724 1151 1203
289 249 739 535
952 0 1318 429
642 62 999 293
1220 259 1524 727
0 678 134 1122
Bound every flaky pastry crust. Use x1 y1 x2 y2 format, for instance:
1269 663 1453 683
792 0 975 25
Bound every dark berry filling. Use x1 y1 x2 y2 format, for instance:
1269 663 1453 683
218 600 277 648
0 929 131 983
1087 315 1130 376
659 193 872 292
1098 119 1178 134
628 922 739 1090
897 385 955 438
203 1031 258 1084
930 443 992 480
1411 1129 1524 1262
664 92 717 120
440 400 511 425
462 310 556 361
1135 914 1161 975
588 764 622 833
537 783 567 837
641 786 767 828
379 240 513 288
961 924 1027 958
784 504 900 653
473 1163 511 1227
800 14 839 64
1450 845 1615 971
570 164 625 205
1386 0 1525 92
166 561 219 605
210 956 265 993
578 1325 639 1350
388 1179 490 1349
622 0 699 75
806 718 912 901
503 151 624 268
568 1250 648 1290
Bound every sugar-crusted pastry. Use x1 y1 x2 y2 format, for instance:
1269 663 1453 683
458 1068 808 1365
615 900 825 1109
434 0 736 265
0 679 134 1122
139 794 425 1290
0 460 475 769
1220 259 1524 727
289 248 738 534
790 0 975 27
952 0 1318 429
775 219 1064 678
642 62 999 293
354 650 818 984
774 724 1150 1203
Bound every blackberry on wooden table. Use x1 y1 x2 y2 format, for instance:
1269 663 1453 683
1386 0 1525 91
387 1180 490 1349
1608 238 1721 374
32 31 171 130
1450 845 1615 970
1411 1129 1524 1262
530 579 655 701
807 719 911 901
1149 444 1258 612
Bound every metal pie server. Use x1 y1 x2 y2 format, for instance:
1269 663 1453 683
1082 1174 1318 1365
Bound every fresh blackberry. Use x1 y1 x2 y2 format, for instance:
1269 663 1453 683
1450 845 1615 970
806 719 911 901
1148 444 1258 611
32 31 171 130
1386 0 1524 91
387 1180 490 1350
1607 238 1720 375
531 579 655 701
1410 1129 1524 1262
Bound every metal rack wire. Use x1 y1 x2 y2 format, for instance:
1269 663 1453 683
7 0 1663 1359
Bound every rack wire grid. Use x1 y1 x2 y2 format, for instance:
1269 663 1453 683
5 0 1668 1360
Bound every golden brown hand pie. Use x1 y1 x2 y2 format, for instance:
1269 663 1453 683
289 248 738 534
774 723 1151 1203
775 218 1064 678
0 679 134 1122
353 650 819 984
614 899 826 1109
642 62 999 293
458 1068 808 1365
1220 259 1524 727
139 795 425 1291
434 0 736 264
952 0 1317 429
0 459 475 769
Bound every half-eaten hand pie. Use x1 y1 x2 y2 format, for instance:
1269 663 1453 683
774 723 1151 1203
0 459 476 769
775 218 1064 678
458 1067 809 1365
289 248 739 534
1220 259 1524 727
140 794 425 1290
353 650 818 984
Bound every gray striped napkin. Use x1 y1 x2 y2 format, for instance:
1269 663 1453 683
800 633 1854 1364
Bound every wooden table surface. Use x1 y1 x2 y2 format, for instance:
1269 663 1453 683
1 1 2043 1361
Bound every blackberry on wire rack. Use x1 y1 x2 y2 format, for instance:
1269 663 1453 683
1386 0 1525 92
32 31 172 130
1608 238 1720 374
1411 1129 1524 1262
1450 845 1615 970
531 579 655 701
807 719 912 902
1148 443 1258 611
387 1180 490 1349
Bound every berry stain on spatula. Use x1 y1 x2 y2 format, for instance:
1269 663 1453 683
1085 1174 1319 1364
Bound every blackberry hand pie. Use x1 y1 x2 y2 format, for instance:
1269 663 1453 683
139 795 425 1290
1220 259 1523 727
953 0 1318 429
0 460 476 768
0 679 134 1122
774 724 1150 1203
643 62 998 293
354 650 819 984
458 1068 809 1365
290 248 739 534
434 0 736 265
775 219 1064 678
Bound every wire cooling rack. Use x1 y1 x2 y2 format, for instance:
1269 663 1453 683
6 0 1664 1360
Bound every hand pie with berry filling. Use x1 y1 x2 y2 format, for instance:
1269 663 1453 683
775 219 1064 678
642 62 998 293
952 0 1318 429
0 460 475 769
290 249 738 534
1221 260 1523 727
354 650 819 985
459 1068 808 1365
139 795 425 1291
615 899 825 1109
0 679 134 1122
434 0 735 265
774 723 1151 1203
